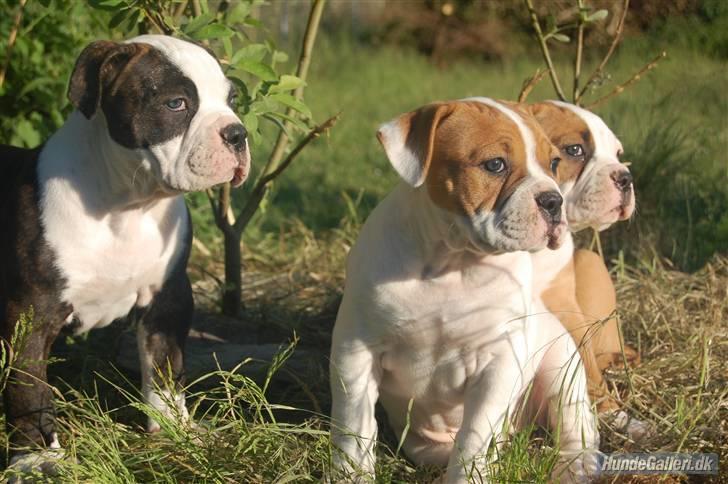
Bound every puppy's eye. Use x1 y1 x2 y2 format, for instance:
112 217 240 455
165 98 187 112
550 157 561 175
482 157 506 174
565 144 584 157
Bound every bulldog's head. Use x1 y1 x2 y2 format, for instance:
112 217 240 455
67 35 250 193
529 101 634 232
377 98 566 253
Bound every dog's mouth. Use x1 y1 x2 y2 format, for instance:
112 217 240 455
230 152 251 188
546 221 566 249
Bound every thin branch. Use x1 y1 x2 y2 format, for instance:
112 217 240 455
577 0 630 100
173 0 189 19
257 0 327 180
234 113 340 235
0 0 28 90
524 0 568 101
518 67 548 102
572 0 586 103
585 51 666 109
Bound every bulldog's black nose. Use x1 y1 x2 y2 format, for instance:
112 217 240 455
612 170 633 193
221 124 247 151
536 191 563 221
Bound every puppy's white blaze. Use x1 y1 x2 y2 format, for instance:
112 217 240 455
377 119 427 187
464 97 549 179
129 35 231 113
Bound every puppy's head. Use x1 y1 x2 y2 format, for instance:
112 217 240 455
529 101 634 232
377 98 566 253
67 35 250 193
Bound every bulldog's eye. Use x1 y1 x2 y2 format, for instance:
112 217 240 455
165 98 187 112
565 144 584 157
482 157 506 174
550 157 561 175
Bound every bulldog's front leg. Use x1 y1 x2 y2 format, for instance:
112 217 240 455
3 302 68 474
136 267 193 433
444 354 531 484
329 325 381 480
533 314 599 483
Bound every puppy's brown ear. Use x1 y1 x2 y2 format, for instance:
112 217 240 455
68 41 147 119
376 103 451 187
527 102 552 122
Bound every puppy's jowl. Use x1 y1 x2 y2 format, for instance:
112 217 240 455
330 98 599 483
0 35 250 468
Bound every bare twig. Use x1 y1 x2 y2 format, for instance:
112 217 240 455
572 0 586 103
577 0 630 101
0 0 28 90
234 113 340 234
585 51 666 109
518 68 549 102
174 0 190 19
524 0 568 101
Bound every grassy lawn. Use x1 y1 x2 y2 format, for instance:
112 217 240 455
2 17 727 484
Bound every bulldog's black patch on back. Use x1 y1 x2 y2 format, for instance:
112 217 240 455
101 46 200 149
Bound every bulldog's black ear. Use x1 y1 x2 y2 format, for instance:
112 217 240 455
68 41 146 119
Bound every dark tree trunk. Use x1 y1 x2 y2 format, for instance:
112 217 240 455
222 228 242 317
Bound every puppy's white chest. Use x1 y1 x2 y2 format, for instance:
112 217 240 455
41 182 188 332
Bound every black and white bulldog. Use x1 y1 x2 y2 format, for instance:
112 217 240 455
0 35 250 466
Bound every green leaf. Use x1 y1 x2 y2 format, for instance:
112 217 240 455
222 36 233 62
14 119 42 148
244 17 264 28
226 2 252 24
270 93 312 119
234 60 277 82
231 43 269 65
182 12 214 34
89 0 126 9
243 112 260 145
272 51 289 64
192 23 234 40
108 8 130 29
552 33 570 43
587 9 609 22
18 77 55 98
269 75 305 94
265 110 309 132
243 112 259 133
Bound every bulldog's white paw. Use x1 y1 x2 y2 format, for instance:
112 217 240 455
6 448 67 483
551 449 601 483
602 409 652 441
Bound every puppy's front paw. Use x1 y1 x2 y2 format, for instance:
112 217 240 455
551 449 601 483
7 448 67 483
602 409 653 442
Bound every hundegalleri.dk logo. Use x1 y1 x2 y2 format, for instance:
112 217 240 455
598 453 719 475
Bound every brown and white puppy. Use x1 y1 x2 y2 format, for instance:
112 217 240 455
331 98 599 483
0 35 250 471
528 100 646 439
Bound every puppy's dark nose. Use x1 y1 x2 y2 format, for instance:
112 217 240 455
535 191 563 221
611 170 633 193
221 124 247 152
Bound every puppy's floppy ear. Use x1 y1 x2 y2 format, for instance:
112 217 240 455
376 103 451 187
68 41 148 119
527 102 552 122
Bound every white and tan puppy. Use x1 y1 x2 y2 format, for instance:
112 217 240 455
528 101 645 439
330 98 599 483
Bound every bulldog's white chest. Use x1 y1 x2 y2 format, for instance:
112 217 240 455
38 165 188 332
375 252 535 398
